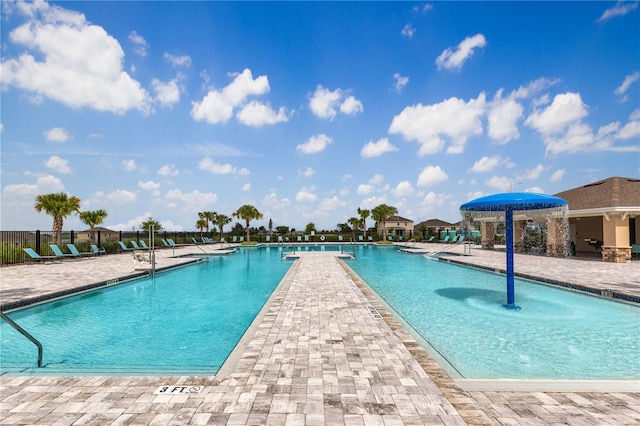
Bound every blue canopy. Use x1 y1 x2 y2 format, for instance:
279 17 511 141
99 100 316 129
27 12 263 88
460 192 567 212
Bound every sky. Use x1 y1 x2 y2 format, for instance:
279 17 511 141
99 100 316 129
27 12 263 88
1 1 639 233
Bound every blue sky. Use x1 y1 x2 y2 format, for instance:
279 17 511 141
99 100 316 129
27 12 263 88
1 1 639 232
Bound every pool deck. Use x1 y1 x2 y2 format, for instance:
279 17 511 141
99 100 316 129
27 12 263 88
1 243 639 425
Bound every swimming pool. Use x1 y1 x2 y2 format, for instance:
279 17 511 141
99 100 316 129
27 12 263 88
0 248 290 374
345 247 640 380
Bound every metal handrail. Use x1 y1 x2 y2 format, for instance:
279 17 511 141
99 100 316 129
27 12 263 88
281 245 296 259
1 312 42 367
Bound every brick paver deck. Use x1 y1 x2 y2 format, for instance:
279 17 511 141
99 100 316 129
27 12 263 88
1 244 639 425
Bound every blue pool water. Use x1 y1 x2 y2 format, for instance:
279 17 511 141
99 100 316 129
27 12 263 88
1 247 290 374
345 247 640 380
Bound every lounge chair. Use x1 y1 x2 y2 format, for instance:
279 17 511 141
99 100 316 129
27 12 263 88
387 235 393 241
91 245 106 255
457 235 465 243
297 236 302 242
358 235 364 242
338 235 343 242
239 236 244 242
130 241 148 250
368 236 373 242
140 240 151 249
192 237 200 244
50 244 82 260
232 236 238 243
265 235 271 243
278 236 283 243
304 235 309 242
118 241 134 251
441 236 450 243
167 239 177 247
66 243 95 258
23 248 60 263
427 236 435 242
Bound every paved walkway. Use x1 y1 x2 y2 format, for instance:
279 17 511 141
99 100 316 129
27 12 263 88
1 244 639 425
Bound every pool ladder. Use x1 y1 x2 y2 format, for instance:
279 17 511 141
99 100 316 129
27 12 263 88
341 239 357 258
1 312 42 367
281 245 297 259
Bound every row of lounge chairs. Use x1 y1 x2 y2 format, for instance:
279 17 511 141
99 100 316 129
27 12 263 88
23 244 105 263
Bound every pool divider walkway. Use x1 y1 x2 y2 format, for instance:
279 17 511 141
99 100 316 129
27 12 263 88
1 246 639 424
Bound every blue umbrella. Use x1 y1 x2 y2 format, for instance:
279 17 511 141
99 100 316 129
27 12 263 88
460 192 567 310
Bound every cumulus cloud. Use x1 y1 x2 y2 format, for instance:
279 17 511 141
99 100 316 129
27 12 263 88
393 73 409 92
469 155 503 173
242 183 251 191
549 169 566 182
198 157 246 174
389 93 486 155
614 71 640 103
105 189 138 204
296 134 332 154
318 195 342 212
191 68 277 125
393 181 414 197
525 92 588 134
0 2 152 114
44 127 70 142
516 164 546 180
165 189 218 211
158 164 179 176
417 165 448 186
488 93 523 143
296 186 317 202
299 167 314 178
401 23 415 38
485 175 512 191
151 78 181 107
128 30 147 56
236 101 290 126
138 180 160 190
357 184 375 195
308 85 363 120
122 159 137 171
45 155 71 174
361 138 398 158
436 33 486 71
163 52 192 68
597 1 639 22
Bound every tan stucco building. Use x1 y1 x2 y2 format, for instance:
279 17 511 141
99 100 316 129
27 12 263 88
554 176 640 263
377 215 414 239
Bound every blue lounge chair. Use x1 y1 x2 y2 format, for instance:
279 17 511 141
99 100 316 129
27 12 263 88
441 236 450 243
304 235 309 242
130 241 148 250
140 240 150 249
368 236 373 242
278 236 283 243
338 235 343 242
265 235 271 243
118 241 134 251
427 236 435 242
91 245 106 255
23 248 60 263
359 235 364 242
167 239 177 247
50 244 81 259
240 236 244 242
66 243 95 258
232 236 238 243
297 236 302 242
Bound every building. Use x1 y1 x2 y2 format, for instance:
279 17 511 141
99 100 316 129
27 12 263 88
377 215 414 239
554 176 640 263
413 219 455 240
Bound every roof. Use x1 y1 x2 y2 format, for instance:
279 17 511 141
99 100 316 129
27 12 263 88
81 226 116 232
553 177 640 210
414 219 453 228
382 215 413 223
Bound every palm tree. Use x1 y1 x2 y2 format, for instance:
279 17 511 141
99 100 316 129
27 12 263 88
371 203 398 241
357 207 370 238
348 217 361 241
214 213 232 240
196 219 208 236
198 211 216 234
34 192 81 246
79 209 108 245
141 217 163 233
232 205 263 242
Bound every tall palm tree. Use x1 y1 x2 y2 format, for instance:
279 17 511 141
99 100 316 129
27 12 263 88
232 205 263 242
348 217 361 241
214 213 232 240
198 211 216 234
79 209 108 245
357 207 370 238
34 192 81 246
371 203 398 241
196 219 208 236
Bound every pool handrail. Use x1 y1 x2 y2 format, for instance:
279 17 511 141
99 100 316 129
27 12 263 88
1 312 42 368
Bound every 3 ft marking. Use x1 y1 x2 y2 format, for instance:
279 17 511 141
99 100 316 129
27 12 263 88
154 385 202 395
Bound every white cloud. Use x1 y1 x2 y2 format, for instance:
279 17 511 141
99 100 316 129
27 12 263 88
151 78 180 107
417 165 448 186
45 155 71 174
296 133 332 154
436 33 486 71
236 101 289 126
308 85 363 120
299 167 314 177
242 183 251 191
163 52 192 68
393 73 409 92
616 120 640 140
128 30 147 56
524 186 545 194
516 164 546 180
485 175 511 191
469 155 503 173
549 169 566 182
318 196 341 212
393 181 414 197
0 123 4 132
44 127 70 142
525 92 588 134
388 93 486 155
198 157 243 174
361 138 398 158
615 71 640 103
1 3 151 114
105 189 138 204
296 186 317 202
488 94 523 143
138 180 160 190
165 189 218 211
158 164 179 176
340 96 363 115
357 184 375 195
191 68 270 124
597 1 639 22
122 159 137 171
401 23 415 38
369 174 384 185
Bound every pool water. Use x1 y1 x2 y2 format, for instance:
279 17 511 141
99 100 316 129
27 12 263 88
345 247 640 380
1 248 290 374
